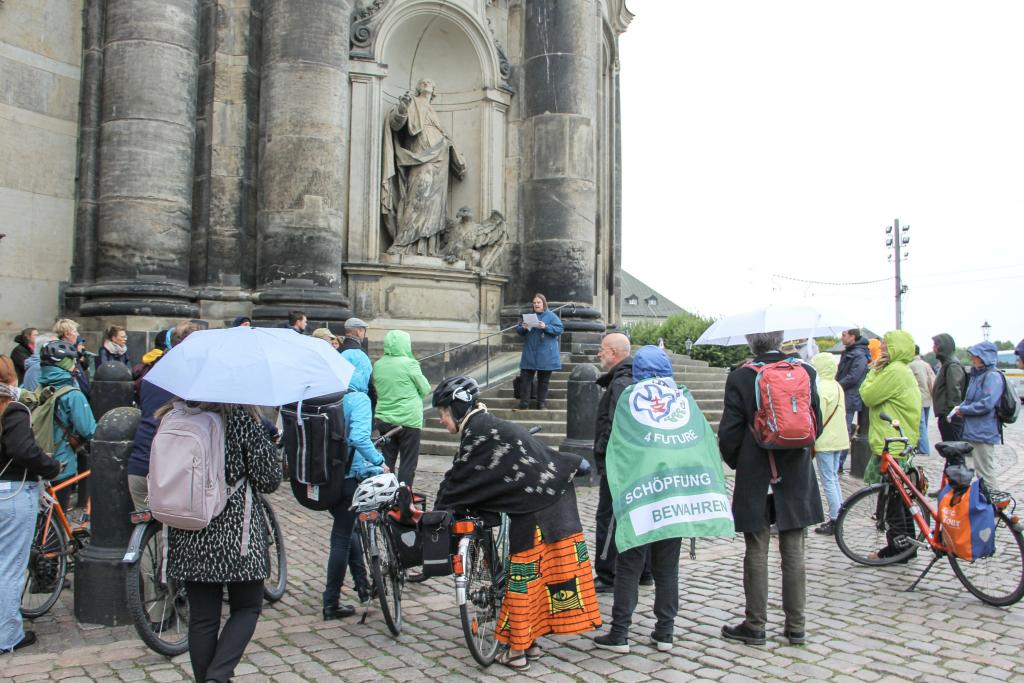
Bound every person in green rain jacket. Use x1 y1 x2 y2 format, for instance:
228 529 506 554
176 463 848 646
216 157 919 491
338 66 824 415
858 330 922 561
859 330 922 485
372 330 431 487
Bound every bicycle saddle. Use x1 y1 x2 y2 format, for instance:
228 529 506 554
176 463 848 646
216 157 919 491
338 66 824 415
935 441 974 460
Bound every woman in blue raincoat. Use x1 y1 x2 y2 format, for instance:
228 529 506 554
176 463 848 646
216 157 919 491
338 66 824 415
515 293 564 410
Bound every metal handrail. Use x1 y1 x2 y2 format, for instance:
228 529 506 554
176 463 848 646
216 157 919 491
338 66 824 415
417 302 577 388
417 302 576 362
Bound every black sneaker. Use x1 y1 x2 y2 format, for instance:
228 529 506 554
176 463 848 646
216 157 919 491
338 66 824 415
814 520 835 535
594 579 615 594
649 632 673 652
323 604 356 620
721 623 766 646
517 400 529 410
783 629 805 645
593 633 630 654
639 575 654 587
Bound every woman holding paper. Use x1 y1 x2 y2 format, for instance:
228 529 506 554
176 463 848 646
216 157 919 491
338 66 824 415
515 293 564 410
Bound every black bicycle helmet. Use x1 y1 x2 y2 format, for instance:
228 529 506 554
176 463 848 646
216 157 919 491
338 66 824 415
39 340 78 367
432 376 480 422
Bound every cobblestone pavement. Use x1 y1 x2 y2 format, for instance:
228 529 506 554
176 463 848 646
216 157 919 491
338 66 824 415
4 422 1024 682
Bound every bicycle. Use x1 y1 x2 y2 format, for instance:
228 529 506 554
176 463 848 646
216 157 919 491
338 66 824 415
834 413 1024 606
353 427 406 636
123 492 287 656
20 469 91 618
453 512 507 667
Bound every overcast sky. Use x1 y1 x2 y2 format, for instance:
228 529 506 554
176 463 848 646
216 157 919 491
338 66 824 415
619 1 1024 349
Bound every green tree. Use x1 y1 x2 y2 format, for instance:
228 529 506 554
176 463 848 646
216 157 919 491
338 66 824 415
995 340 1014 351
625 312 748 368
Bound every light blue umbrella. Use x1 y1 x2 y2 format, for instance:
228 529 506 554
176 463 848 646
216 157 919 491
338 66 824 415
144 326 355 406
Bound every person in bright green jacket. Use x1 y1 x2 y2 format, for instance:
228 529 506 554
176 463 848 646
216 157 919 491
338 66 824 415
810 352 848 535
372 330 431 487
858 329 922 561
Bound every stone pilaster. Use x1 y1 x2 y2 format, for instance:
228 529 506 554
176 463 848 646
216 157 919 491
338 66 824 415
254 0 351 323
81 0 202 317
520 0 603 332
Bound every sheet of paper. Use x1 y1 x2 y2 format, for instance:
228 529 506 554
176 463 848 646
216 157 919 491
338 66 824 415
522 313 540 328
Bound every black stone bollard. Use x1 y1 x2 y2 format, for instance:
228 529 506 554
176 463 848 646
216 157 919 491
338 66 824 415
91 361 135 421
75 406 140 626
559 363 601 486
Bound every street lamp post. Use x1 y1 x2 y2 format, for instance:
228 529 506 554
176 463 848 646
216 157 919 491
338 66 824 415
982 321 991 341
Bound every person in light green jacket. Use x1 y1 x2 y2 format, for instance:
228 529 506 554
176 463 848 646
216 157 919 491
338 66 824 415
858 329 922 562
372 330 431 487
810 352 848 535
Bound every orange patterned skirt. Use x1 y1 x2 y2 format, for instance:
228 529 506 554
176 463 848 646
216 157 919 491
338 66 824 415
496 529 601 649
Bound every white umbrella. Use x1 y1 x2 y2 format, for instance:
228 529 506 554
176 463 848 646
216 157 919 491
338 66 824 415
144 326 355 406
695 305 856 347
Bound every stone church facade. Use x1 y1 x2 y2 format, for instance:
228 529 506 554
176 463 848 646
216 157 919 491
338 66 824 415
1 0 631 347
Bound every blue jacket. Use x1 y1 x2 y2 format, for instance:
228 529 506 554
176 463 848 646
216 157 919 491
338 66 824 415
960 342 1003 444
516 309 564 371
39 365 97 481
21 354 41 391
127 378 175 477
341 349 384 480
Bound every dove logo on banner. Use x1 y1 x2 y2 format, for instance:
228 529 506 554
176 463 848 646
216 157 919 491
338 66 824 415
630 379 690 430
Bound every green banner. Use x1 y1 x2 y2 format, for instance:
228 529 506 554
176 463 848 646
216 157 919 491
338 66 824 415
606 378 734 552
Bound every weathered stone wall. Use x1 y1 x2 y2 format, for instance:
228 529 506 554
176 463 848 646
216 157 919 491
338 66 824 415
0 0 83 333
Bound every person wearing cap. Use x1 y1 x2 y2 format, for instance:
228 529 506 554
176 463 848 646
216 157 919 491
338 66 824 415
953 341 1004 490
312 328 340 350
341 318 376 408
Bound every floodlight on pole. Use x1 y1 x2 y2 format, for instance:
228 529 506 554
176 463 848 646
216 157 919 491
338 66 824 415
982 321 991 340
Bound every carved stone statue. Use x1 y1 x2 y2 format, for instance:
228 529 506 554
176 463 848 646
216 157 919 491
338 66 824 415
443 206 507 272
381 78 467 256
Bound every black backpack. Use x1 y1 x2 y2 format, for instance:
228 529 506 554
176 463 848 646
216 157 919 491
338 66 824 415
991 370 1021 425
281 392 348 511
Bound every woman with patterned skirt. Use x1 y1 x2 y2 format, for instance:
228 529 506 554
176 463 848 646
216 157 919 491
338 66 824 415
432 376 600 672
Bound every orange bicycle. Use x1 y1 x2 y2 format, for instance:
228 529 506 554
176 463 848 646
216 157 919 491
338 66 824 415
834 414 1024 606
20 470 91 618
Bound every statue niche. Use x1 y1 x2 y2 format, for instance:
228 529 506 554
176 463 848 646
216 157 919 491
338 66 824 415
381 78 467 257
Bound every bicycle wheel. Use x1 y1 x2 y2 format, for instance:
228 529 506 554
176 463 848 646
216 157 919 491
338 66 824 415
21 512 68 618
949 511 1024 606
260 497 287 603
460 532 502 667
126 523 189 657
835 484 922 566
371 520 402 635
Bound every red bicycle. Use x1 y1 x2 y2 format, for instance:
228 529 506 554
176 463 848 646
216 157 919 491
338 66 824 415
834 413 1024 606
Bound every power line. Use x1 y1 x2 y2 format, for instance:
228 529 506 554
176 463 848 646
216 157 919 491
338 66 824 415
771 274 892 286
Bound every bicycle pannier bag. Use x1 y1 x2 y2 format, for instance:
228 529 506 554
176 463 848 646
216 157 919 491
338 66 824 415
282 392 348 511
937 480 996 561
743 359 818 450
149 402 246 531
419 509 455 577
386 516 424 568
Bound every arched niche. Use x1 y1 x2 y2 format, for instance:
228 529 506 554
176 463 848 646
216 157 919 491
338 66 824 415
344 2 511 266
374 3 509 255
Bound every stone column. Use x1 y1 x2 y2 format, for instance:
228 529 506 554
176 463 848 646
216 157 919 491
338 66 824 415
255 0 351 323
81 0 201 317
520 0 604 332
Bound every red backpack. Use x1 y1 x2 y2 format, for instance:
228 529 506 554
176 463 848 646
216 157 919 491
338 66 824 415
743 359 818 483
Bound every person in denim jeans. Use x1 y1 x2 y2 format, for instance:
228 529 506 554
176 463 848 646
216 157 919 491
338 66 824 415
810 353 849 535
0 355 61 653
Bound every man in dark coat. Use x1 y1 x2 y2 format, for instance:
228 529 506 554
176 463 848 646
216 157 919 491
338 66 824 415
719 331 823 647
931 333 966 441
593 333 648 591
835 328 870 473
10 328 36 384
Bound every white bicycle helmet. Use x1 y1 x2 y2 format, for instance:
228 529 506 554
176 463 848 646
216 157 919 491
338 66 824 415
352 473 400 511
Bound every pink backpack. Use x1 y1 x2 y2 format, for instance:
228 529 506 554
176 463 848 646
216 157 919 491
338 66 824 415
743 359 818 483
149 403 252 554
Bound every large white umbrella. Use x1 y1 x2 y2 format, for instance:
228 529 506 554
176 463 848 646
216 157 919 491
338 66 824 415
144 326 355 406
695 305 856 347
